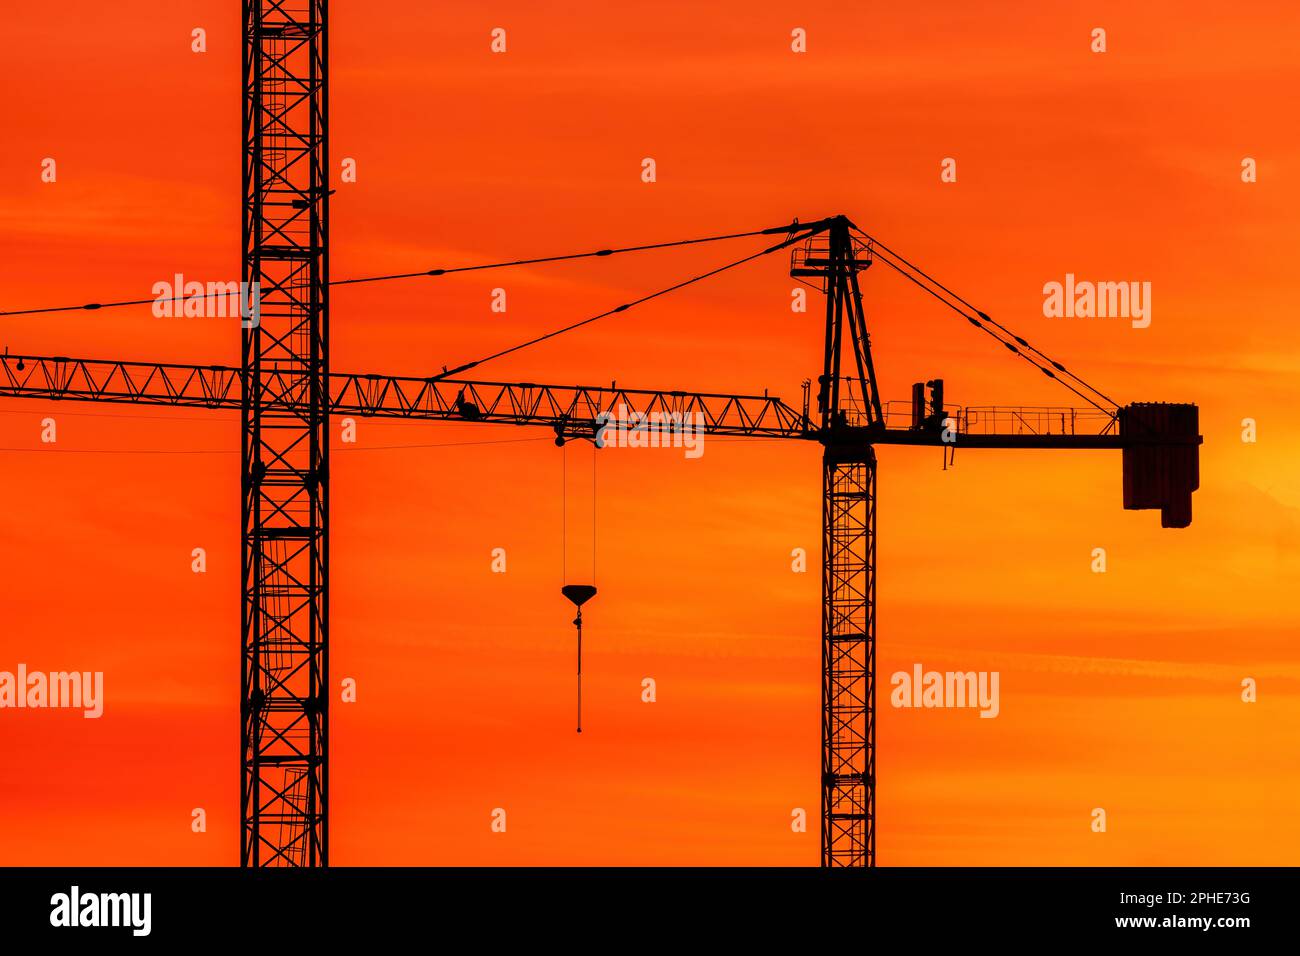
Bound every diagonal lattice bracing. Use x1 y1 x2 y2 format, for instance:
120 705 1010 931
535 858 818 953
821 445 874 867
240 0 330 867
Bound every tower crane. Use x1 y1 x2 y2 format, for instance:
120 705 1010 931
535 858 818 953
0 214 1200 868
0 3 1199 869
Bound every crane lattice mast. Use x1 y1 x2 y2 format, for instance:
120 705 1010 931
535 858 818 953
239 0 330 868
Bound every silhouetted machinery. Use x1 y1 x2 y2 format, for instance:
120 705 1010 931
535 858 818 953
0 0 1207 880
0 215 1200 869
907 379 1200 528
781 216 1203 863
1119 403 1200 528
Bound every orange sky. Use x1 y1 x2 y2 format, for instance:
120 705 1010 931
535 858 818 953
1 1 1298 865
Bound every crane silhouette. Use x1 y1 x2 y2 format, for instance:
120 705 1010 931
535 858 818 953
0 4 1199 869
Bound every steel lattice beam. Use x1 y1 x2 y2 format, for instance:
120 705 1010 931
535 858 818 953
240 0 329 868
821 445 875 866
0 354 1148 448
0 355 811 439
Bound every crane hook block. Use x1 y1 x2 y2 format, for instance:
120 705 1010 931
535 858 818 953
1119 403 1201 528
562 585 598 735
561 584 598 608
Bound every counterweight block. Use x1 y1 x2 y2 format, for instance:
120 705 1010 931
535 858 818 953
1119 402 1201 529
